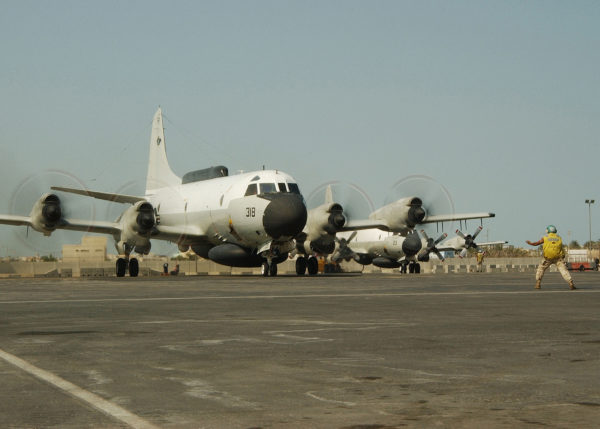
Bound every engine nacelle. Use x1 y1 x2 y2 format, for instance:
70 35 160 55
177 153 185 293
29 193 63 236
115 201 156 255
369 197 425 233
305 202 345 243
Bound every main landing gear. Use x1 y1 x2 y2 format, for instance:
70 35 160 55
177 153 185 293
295 256 318 276
261 261 279 277
400 261 421 274
116 257 140 277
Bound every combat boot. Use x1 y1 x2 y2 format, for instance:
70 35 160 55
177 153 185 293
569 280 576 290
535 280 541 289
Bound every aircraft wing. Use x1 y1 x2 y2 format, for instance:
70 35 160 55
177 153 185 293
0 214 32 227
51 186 146 204
475 240 507 247
340 219 389 231
151 224 209 244
435 240 508 253
422 212 495 224
58 218 121 235
341 213 495 231
0 214 120 235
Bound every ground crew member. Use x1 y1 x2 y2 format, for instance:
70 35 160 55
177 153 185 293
526 225 575 290
476 250 486 272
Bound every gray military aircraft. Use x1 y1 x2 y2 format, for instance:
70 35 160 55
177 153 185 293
0 108 307 277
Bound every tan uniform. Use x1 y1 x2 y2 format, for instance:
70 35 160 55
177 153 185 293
534 233 573 288
476 252 484 272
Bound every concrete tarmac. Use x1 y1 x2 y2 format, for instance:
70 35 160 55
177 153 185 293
0 272 598 428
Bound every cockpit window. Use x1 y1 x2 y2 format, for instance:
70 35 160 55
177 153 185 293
288 183 301 194
278 183 287 192
259 183 277 194
244 183 258 196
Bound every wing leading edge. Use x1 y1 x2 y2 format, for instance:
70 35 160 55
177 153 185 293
51 186 145 204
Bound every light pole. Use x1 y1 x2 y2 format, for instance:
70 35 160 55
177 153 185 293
585 199 595 252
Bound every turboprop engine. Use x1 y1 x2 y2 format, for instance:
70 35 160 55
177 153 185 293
299 202 346 254
115 201 156 255
368 197 426 234
29 193 63 235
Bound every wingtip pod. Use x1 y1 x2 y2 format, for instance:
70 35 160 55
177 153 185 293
145 107 181 194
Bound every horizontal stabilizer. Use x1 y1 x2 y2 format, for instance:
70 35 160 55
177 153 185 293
51 186 146 204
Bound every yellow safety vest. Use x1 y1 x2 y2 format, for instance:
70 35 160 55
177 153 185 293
542 233 563 259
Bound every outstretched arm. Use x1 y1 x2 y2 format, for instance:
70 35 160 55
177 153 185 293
526 238 544 246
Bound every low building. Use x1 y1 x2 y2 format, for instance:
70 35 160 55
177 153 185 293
62 236 107 263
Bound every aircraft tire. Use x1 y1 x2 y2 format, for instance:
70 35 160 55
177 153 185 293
307 257 318 276
408 263 415 274
129 258 139 277
116 258 127 277
295 257 307 276
261 262 270 277
415 263 421 274
269 263 278 277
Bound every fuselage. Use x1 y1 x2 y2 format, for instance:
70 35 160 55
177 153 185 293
146 169 307 252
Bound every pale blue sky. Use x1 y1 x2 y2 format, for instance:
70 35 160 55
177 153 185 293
1 1 599 256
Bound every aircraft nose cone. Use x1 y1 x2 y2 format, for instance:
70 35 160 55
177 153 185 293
402 231 422 257
262 193 307 239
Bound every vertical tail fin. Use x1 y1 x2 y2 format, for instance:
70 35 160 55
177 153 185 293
145 108 181 195
325 185 334 205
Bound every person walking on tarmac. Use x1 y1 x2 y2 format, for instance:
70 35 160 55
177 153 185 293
526 225 575 290
476 250 486 272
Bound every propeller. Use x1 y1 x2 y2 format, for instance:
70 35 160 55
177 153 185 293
384 175 455 228
8 169 95 256
332 231 358 263
418 229 448 262
306 181 374 223
456 225 483 258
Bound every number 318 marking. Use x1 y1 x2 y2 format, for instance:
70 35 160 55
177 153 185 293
246 207 256 217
